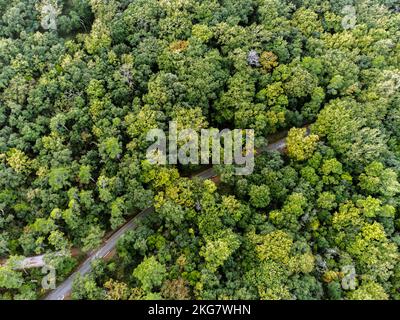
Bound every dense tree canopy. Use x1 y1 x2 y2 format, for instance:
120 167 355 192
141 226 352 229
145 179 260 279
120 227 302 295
0 0 399 300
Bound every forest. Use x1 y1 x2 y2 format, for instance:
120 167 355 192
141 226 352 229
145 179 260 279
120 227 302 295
0 0 400 300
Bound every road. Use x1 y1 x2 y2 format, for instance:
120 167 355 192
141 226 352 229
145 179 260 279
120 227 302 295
0 254 47 269
44 127 304 300
0 251 77 270
45 168 218 300
44 207 154 300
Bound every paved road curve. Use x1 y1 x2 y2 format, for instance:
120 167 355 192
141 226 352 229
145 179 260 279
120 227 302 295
44 129 302 300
